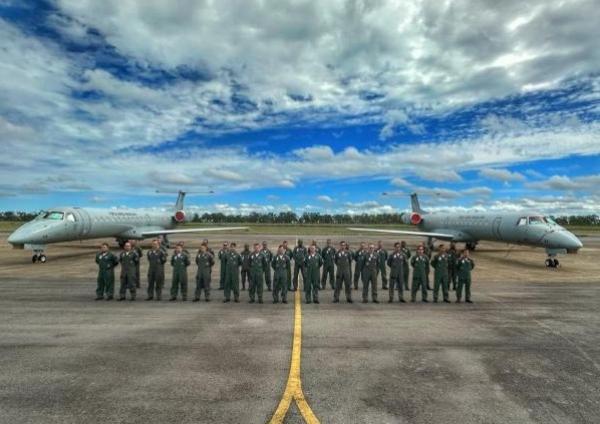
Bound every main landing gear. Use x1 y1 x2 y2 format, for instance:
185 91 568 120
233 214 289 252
465 242 478 251
32 251 47 263
545 256 560 268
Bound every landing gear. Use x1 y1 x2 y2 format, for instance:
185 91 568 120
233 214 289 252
160 234 171 249
545 256 560 268
117 238 127 249
31 252 47 264
465 242 478 251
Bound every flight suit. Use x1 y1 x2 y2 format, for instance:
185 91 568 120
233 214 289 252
447 248 458 290
272 254 290 303
430 253 450 302
224 251 242 302
284 247 293 290
218 248 228 290
334 249 353 302
353 248 365 290
195 251 214 301
320 246 336 289
387 251 405 302
133 245 143 288
346 248 354 282
304 253 323 303
410 255 429 302
249 251 267 303
423 247 432 290
361 252 379 302
170 252 190 300
119 251 139 300
147 248 167 300
376 247 389 289
401 246 411 290
240 247 251 290
261 247 273 291
456 258 475 302
95 251 118 299
292 245 308 291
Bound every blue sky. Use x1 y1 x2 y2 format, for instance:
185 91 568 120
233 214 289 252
0 0 599 215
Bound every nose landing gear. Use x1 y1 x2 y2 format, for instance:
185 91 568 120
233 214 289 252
32 251 47 263
545 255 560 268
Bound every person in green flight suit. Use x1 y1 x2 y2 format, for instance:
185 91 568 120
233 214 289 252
456 249 475 303
400 241 411 290
261 241 273 292
320 239 336 290
447 242 458 291
170 243 190 301
272 245 291 304
282 240 293 291
194 244 214 302
387 242 406 303
249 243 268 303
292 239 308 292
218 242 229 290
376 240 389 290
224 242 242 303
334 241 353 303
146 239 167 301
410 245 430 302
353 241 367 290
95 242 119 300
240 243 251 291
360 244 380 303
119 241 139 301
130 239 143 289
304 245 323 304
430 244 451 303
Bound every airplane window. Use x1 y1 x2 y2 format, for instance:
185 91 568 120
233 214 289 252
517 217 527 226
66 213 76 222
43 211 64 220
528 216 545 225
545 216 557 225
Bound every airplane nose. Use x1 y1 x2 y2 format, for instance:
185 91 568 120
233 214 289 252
8 228 26 245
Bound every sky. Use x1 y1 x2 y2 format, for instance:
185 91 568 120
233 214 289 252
0 0 599 216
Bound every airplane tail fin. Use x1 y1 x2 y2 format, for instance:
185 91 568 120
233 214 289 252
411 193 426 214
175 191 186 211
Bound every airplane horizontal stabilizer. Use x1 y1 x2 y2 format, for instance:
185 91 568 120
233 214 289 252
347 227 455 240
141 227 249 237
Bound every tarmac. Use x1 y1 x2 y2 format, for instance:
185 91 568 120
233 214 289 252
0 233 599 423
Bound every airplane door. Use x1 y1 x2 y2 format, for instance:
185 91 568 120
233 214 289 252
492 217 502 240
74 210 92 237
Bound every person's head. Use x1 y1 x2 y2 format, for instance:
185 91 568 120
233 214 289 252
298 239 304 247
100 242 109 252
283 240 288 248
124 241 131 251
202 238 209 246
199 245 207 253
309 245 315 254
360 241 366 249
175 245 182 254
368 243 375 252
311 239 317 246
230 242 237 250
394 242 400 252
223 242 229 249
253 243 260 253
417 245 425 255
377 240 383 248
262 241 268 248
152 240 159 250
462 249 470 257
129 239 136 247
339 241 346 249
326 239 332 247
244 243 250 250
450 241 456 250
400 240 406 248
438 244 446 253
278 245 284 254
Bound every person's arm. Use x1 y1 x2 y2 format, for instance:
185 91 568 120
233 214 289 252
95 254 100 265
470 259 475 270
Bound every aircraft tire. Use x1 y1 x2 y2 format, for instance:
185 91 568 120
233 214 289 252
39 255 47 263
32 255 38 263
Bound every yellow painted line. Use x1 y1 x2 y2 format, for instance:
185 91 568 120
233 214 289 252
268 289 320 424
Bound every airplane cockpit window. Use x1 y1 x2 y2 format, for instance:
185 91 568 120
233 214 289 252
65 213 76 222
43 211 64 220
517 217 527 226
545 216 558 225
528 216 546 225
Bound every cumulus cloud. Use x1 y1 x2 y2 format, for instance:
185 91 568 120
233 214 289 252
317 195 334 203
527 174 600 192
479 168 526 182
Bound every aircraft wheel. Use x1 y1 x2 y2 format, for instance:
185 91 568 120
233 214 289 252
32 255 38 263
545 258 552 267
553 258 560 268
39 254 47 263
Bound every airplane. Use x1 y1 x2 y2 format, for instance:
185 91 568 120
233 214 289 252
348 193 583 267
7 191 247 263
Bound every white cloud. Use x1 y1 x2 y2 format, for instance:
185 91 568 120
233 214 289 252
390 177 411 187
205 169 245 183
527 174 600 192
479 168 526 182
317 195 334 203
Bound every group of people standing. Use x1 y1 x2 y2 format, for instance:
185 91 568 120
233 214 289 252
95 238 475 304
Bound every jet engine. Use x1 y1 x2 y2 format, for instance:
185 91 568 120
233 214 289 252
173 210 186 223
402 212 423 225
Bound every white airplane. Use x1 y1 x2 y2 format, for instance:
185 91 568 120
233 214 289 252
7 191 247 263
349 193 583 267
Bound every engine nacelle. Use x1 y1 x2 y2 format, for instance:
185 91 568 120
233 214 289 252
173 210 186 223
402 212 423 225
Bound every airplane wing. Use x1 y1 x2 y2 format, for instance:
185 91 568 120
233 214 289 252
140 227 249 237
347 227 455 240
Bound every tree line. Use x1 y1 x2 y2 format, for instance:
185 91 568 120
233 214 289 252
1 210 598 226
